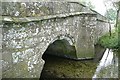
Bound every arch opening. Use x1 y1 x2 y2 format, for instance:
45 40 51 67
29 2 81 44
40 38 77 79
43 39 77 60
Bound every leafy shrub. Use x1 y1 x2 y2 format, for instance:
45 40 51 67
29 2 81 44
99 27 118 49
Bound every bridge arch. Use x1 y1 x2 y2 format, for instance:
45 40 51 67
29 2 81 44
50 34 75 46
43 34 77 60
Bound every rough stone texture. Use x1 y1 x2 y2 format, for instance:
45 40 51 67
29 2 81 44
1 2 109 79
0 27 2 79
75 15 96 59
0 13 2 80
1 2 94 17
94 20 109 44
2 13 97 78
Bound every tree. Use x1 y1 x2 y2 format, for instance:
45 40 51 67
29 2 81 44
105 8 117 21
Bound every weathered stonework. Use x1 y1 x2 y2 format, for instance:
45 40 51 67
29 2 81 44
94 20 109 44
1 2 109 79
2 12 97 78
1 2 94 17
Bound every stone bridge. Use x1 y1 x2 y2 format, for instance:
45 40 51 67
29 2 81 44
0 1 109 79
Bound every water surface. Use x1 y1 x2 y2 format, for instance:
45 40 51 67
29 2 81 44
40 48 118 79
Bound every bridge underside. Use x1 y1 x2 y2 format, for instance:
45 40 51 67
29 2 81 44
43 39 77 60
1 1 109 79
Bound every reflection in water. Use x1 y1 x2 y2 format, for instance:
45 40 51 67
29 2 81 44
93 49 118 78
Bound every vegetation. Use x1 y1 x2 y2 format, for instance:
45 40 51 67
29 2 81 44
105 8 117 22
99 1 120 49
99 25 119 49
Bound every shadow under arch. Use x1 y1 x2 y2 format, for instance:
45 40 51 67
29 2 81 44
50 34 75 46
42 34 77 60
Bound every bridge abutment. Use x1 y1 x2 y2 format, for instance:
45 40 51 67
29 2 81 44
75 15 96 59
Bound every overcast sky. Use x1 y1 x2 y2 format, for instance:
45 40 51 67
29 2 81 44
90 0 106 15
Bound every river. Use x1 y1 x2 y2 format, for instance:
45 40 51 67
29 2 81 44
40 46 119 79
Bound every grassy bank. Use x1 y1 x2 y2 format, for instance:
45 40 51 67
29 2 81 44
98 27 119 49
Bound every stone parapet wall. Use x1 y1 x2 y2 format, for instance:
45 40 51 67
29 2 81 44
1 2 108 22
2 12 96 23
2 2 89 17
1 2 97 17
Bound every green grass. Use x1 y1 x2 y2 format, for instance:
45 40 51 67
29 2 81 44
99 27 119 49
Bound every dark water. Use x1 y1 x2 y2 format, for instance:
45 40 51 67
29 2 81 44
40 45 118 79
40 54 97 79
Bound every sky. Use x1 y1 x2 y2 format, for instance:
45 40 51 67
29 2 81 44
90 0 106 15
